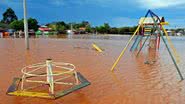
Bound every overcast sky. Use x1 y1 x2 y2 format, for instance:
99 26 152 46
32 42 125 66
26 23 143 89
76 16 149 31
1 0 185 28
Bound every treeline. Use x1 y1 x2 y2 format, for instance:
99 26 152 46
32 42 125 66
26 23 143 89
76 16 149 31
0 8 39 31
0 7 137 35
46 21 137 34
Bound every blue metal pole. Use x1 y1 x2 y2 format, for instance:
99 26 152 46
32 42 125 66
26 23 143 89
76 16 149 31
134 35 143 51
130 10 150 52
150 12 184 80
160 33 184 80
136 35 150 57
130 35 139 51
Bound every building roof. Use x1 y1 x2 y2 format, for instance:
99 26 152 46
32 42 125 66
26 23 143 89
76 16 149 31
39 27 52 31
79 27 86 31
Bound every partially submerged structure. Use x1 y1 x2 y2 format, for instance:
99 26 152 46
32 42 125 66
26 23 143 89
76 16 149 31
0 28 9 37
36 26 52 35
111 10 183 80
7 59 90 99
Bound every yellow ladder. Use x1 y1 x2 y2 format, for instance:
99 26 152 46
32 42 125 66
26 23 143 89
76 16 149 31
144 27 152 36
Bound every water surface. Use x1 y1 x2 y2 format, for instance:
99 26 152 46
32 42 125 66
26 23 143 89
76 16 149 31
0 35 185 104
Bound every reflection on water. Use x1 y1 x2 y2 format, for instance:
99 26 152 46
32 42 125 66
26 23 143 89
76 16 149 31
45 34 131 40
0 35 185 104
5 34 132 40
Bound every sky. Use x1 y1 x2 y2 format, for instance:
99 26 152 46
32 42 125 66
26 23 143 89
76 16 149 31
1 0 185 28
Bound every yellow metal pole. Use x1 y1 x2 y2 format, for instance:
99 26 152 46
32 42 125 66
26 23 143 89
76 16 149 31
110 25 141 71
92 43 103 53
110 15 148 71
161 25 180 63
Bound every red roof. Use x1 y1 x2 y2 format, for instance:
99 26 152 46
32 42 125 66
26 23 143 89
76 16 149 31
39 27 51 31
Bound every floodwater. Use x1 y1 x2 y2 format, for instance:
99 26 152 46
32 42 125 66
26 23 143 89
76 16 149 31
0 35 185 104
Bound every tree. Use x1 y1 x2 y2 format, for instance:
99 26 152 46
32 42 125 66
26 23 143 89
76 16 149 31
48 24 57 31
119 27 130 34
104 23 110 33
10 20 24 31
85 25 92 33
72 23 81 30
109 27 119 34
56 25 66 33
56 21 67 33
96 23 110 34
28 18 39 31
0 22 9 29
2 8 18 24
47 21 68 34
10 18 38 31
96 26 105 34
81 21 90 27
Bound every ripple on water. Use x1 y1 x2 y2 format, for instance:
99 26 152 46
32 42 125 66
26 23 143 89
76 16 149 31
1 36 185 104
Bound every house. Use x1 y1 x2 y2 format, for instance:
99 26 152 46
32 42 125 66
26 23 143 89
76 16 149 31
176 30 184 36
79 27 86 34
38 25 52 35
0 28 4 37
0 28 8 37
167 30 173 36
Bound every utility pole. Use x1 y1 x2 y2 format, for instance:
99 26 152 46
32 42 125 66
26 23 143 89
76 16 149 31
70 23 74 35
23 0 29 50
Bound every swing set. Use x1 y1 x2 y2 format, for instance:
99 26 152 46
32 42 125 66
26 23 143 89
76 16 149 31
111 10 183 80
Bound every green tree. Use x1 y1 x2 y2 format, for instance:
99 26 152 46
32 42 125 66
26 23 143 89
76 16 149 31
70 21 90 30
104 23 110 33
72 23 80 30
10 18 38 31
119 27 130 34
96 23 110 34
0 22 9 29
10 20 24 31
109 27 119 34
48 24 57 31
56 25 66 33
81 21 89 27
28 18 39 31
85 25 92 33
56 21 67 33
47 21 68 33
96 26 104 34
2 8 18 24
129 26 137 32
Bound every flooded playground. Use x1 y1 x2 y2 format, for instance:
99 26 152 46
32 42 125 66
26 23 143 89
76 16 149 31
1 35 185 104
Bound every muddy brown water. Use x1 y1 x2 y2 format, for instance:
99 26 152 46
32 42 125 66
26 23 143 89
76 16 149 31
0 35 185 104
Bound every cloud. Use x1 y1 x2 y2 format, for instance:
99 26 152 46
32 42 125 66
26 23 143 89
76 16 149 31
2 0 185 10
137 0 185 9
111 17 138 27
50 0 65 6
50 0 129 7
49 0 185 9
166 18 185 28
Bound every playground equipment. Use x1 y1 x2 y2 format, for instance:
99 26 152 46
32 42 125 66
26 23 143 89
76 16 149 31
7 59 90 99
111 10 184 80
